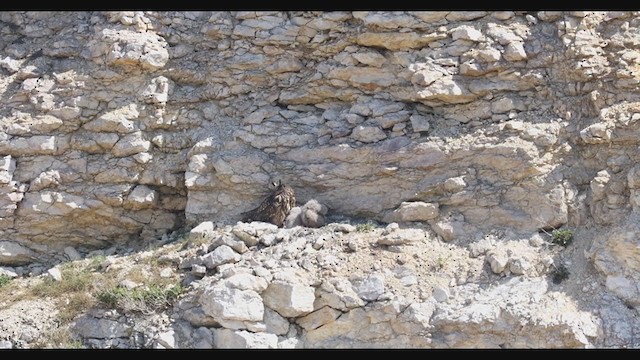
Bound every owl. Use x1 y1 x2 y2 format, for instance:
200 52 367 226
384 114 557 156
241 180 296 228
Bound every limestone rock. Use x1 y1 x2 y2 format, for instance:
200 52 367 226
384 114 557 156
210 234 248 254
200 245 241 269
0 155 15 184
124 185 157 210
383 202 439 223
0 241 35 266
486 251 509 274
46 267 62 281
431 278 600 348
92 28 169 70
503 42 527 62
73 316 133 339
213 329 277 349
189 221 216 242
111 131 151 157
296 306 342 331
263 307 290 335
580 123 611 144
262 281 316 317
430 219 465 242
224 273 269 293
451 26 484 42
353 274 385 301
200 285 264 323
410 114 431 133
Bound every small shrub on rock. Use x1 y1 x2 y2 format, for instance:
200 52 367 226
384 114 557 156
0 274 11 287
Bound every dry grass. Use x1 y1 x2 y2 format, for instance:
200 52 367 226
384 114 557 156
31 263 94 298
33 326 84 349
2 240 186 348
96 283 184 315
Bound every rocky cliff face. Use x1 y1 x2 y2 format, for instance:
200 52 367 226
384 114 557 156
1 11 640 348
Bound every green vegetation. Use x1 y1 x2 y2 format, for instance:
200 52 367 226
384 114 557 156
0 274 11 288
97 283 184 314
355 221 375 233
88 255 107 271
31 264 93 298
551 229 574 247
1 239 187 348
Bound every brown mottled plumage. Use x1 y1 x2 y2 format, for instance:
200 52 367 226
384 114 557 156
241 180 296 227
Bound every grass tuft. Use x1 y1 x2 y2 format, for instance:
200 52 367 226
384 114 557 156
97 283 184 314
551 229 574 247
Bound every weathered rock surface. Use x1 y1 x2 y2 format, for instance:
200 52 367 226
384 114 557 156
1 10 640 349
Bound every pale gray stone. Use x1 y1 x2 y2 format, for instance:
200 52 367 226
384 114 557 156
509 257 530 275
503 42 528 61
0 241 35 266
430 220 464 242
432 287 450 302
0 267 18 278
296 306 341 330
377 228 426 246
0 155 15 184
225 273 269 292
334 224 356 233
0 56 19 73
125 185 157 210
189 221 215 242
192 327 214 349
410 114 431 133
83 106 139 133
200 285 264 322
160 268 173 278
201 245 241 269
352 52 386 67
111 131 150 157
264 307 290 335
445 11 487 21
628 166 640 189
262 281 316 317
384 202 439 223
98 28 169 70
213 329 277 349
351 125 387 143
493 11 515 20
491 97 525 114
191 264 207 277
47 267 62 281
210 234 248 254
354 274 385 301
63 246 82 261
485 25 523 45
155 330 176 349
232 222 278 247
73 316 132 339
451 25 484 42
487 252 509 274
382 222 399 235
